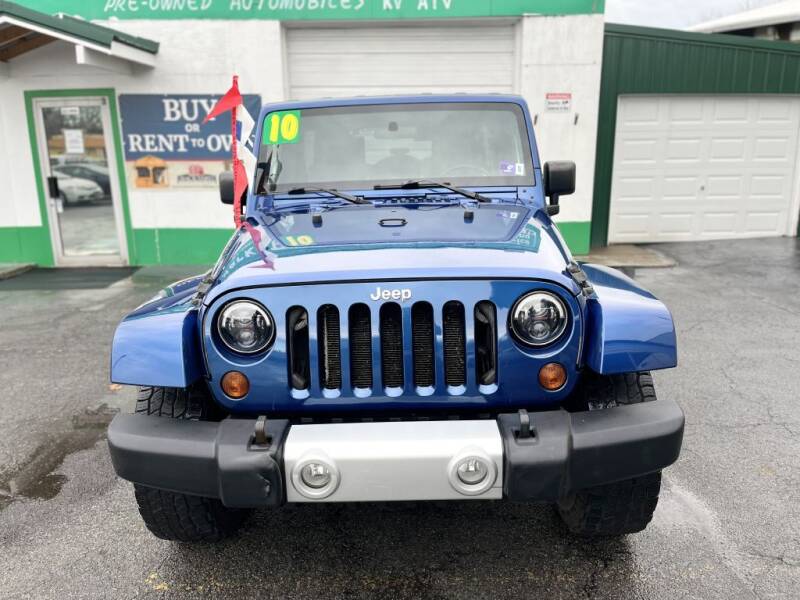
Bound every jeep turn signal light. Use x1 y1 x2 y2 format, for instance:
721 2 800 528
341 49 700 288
539 363 566 391
222 371 250 399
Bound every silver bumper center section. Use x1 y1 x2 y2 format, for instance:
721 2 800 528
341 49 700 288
283 420 504 502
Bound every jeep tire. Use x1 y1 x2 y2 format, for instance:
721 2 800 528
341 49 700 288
131 386 248 543
557 372 663 537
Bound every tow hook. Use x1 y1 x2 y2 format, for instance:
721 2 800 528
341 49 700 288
253 415 271 447
517 409 534 439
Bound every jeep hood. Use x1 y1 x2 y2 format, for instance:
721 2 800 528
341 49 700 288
204 204 578 304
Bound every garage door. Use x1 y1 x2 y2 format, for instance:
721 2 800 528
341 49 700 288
608 95 800 243
286 24 516 99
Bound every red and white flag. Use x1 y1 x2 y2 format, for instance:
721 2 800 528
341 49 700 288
204 75 257 227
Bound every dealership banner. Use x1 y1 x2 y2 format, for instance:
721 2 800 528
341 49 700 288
119 94 261 190
18 0 604 20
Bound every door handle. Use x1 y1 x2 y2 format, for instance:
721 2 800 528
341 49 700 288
47 176 60 199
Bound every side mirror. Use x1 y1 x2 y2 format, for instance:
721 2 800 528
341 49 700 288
219 171 235 205
543 161 575 216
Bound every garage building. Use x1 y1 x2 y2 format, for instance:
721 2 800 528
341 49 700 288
592 24 800 247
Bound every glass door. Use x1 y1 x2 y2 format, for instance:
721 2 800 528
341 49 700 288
33 96 128 266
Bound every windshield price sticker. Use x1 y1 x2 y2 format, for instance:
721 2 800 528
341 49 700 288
264 110 302 145
284 235 314 246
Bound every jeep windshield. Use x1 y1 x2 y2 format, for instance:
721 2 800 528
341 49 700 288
256 102 535 195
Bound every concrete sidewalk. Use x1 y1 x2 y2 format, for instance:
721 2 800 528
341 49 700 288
576 244 676 268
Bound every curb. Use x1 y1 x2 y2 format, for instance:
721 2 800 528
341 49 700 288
575 245 677 269
0 264 35 281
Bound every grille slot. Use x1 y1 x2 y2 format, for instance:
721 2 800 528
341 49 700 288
286 306 310 391
317 305 342 390
474 301 498 386
380 303 404 388
443 301 466 387
411 302 435 388
349 303 373 389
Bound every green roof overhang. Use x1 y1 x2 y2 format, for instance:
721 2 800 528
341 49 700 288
0 0 157 66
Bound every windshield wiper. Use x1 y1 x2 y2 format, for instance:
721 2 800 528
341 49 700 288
287 187 369 204
374 180 491 203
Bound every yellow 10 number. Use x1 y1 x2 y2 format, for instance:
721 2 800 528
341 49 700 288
284 235 314 246
266 110 301 145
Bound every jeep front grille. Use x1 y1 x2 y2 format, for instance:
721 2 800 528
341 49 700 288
348 304 372 389
442 301 467 388
411 302 435 388
286 306 310 391
286 300 498 397
379 303 404 389
317 304 342 390
474 301 498 387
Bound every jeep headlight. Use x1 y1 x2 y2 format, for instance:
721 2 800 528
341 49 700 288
217 300 275 355
509 291 568 347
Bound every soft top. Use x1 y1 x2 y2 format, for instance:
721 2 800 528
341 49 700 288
258 94 529 122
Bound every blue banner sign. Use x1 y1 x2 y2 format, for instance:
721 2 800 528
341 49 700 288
119 94 261 160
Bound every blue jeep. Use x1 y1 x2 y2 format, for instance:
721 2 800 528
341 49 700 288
108 95 683 542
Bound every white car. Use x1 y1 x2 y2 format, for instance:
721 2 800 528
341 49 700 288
52 170 104 204
54 163 111 195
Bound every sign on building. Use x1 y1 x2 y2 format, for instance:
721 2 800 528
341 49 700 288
119 94 261 190
15 1 602 20
545 93 572 112
62 129 85 154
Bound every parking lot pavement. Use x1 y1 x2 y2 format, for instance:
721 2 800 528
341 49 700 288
1 239 799 599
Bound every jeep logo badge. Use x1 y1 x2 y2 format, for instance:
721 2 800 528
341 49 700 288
370 287 412 302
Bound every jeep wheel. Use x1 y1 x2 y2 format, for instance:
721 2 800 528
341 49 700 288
557 372 663 536
132 385 248 543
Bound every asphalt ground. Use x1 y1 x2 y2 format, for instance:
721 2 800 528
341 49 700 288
0 238 798 599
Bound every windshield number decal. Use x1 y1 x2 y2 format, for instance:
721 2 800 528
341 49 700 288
284 235 314 247
265 110 301 145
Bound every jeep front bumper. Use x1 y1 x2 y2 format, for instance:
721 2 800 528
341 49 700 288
107 399 684 507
